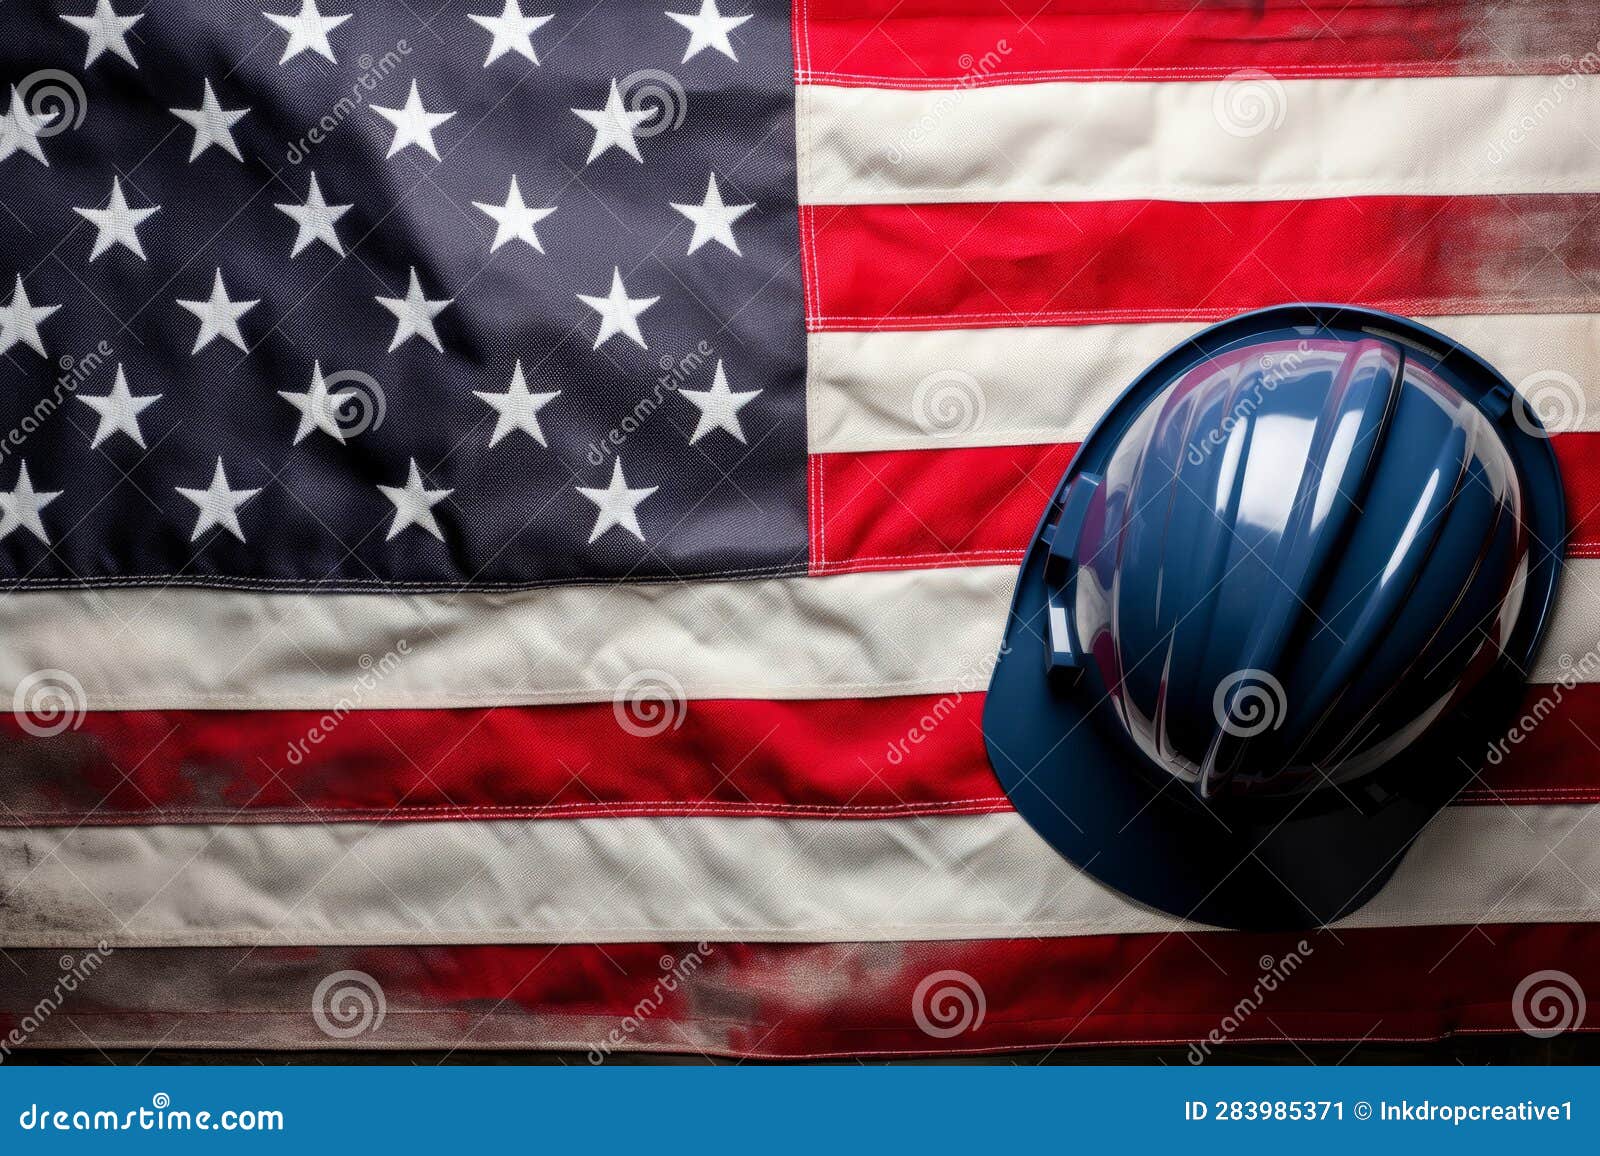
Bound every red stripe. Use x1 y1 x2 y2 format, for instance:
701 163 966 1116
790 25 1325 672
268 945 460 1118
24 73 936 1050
5 924 1596 1055
811 442 1077 574
798 0 1592 87
803 197 1600 331
0 696 1007 825
815 433 1600 571
4 673 1596 823
1558 433 1600 558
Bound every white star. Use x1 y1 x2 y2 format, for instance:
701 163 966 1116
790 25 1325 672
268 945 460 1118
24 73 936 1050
60 0 143 69
278 361 361 444
371 80 456 161
274 172 351 257
670 172 754 256
264 0 353 65
570 79 653 164
0 276 61 358
680 359 760 444
77 363 160 448
577 457 657 544
474 361 560 447
376 267 453 352
467 0 554 66
665 0 752 63
176 458 261 542
577 266 659 350
377 458 452 541
0 463 62 545
73 176 160 262
0 85 54 167
473 176 556 253
171 79 251 163
176 268 259 354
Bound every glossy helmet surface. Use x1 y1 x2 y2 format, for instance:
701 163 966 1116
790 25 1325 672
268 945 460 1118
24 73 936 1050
982 304 1565 930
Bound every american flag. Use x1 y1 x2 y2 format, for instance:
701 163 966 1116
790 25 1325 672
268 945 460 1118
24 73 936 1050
1 0 1598 1057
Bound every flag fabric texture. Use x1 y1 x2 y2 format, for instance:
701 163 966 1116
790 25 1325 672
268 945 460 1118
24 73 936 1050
2 0 1600 1057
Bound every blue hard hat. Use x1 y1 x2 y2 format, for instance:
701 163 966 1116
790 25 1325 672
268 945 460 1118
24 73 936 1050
982 304 1566 931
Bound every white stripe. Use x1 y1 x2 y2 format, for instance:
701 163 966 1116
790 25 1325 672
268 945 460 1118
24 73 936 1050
1 556 1595 708
6 805 1599 946
799 74 1600 204
809 314 1600 453
0 568 1012 709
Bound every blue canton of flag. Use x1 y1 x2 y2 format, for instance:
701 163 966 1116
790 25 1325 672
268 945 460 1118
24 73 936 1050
0 0 806 590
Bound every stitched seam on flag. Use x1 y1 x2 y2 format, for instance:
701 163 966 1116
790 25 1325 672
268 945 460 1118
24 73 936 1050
814 452 826 567
817 450 827 565
792 0 809 80
46 905 1600 945
1 799 1018 822
799 178 1600 203
62 678 991 706
805 299 1600 329
812 553 1023 575
795 62 1581 87
0 559 811 591
820 435 1090 454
